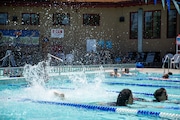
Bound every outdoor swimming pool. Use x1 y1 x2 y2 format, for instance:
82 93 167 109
0 63 180 120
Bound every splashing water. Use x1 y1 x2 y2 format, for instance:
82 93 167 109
94 65 105 87
65 65 110 103
22 61 112 102
23 61 49 87
22 60 62 101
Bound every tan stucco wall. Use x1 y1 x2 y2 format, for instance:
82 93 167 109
0 3 179 59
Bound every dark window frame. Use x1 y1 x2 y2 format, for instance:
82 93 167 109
0 12 8 25
143 10 161 39
53 13 70 26
22 13 40 25
130 12 138 39
83 14 100 26
167 9 177 38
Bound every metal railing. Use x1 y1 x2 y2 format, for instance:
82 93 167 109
0 63 136 77
48 63 136 75
48 53 63 62
0 53 10 62
162 55 171 74
0 67 24 77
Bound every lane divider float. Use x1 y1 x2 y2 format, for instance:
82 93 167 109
21 99 180 119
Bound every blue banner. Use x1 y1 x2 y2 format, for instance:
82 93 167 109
106 41 112 49
154 0 157 5
0 29 39 46
166 0 170 11
98 40 104 48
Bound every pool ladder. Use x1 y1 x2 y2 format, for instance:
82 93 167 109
162 55 171 74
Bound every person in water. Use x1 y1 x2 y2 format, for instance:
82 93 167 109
162 72 173 79
107 88 168 107
122 68 134 76
53 90 65 100
149 73 171 80
153 87 180 104
116 88 133 106
134 88 168 102
110 68 121 77
106 88 133 106
162 74 169 79
153 88 168 102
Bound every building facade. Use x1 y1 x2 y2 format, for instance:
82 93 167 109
0 0 179 65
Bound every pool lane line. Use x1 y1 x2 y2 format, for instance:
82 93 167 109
108 75 180 84
20 99 180 119
103 82 180 89
107 90 180 98
50 87 180 98
139 78 180 82
107 76 180 82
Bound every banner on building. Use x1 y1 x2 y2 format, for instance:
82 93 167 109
86 39 96 52
0 29 39 46
106 40 112 49
176 34 180 45
51 29 64 38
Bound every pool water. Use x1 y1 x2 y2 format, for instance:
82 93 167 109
0 66 180 120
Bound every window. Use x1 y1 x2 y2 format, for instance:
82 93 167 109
167 9 177 38
22 13 39 25
83 14 100 26
53 13 70 25
0 13 8 25
130 12 138 39
144 11 161 39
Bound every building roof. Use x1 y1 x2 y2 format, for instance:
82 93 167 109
51 0 132 2
1 0 179 14
0 0 150 7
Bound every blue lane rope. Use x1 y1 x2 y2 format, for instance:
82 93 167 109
113 77 180 83
21 99 180 119
103 82 180 89
107 90 180 98
51 87 180 98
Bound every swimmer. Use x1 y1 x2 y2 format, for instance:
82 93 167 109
110 68 121 77
133 88 168 103
124 68 130 73
98 88 173 108
115 88 168 105
105 89 133 106
122 68 134 76
116 88 133 106
162 74 169 79
53 90 65 100
149 73 170 80
168 72 173 75
153 88 168 102
153 88 180 104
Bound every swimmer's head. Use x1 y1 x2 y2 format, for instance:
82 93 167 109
114 68 118 72
153 88 168 102
116 89 133 106
162 74 169 79
124 68 129 73
168 72 173 75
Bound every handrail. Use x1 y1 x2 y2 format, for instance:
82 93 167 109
162 55 170 74
47 53 63 62
0 67 24 77
48 63 136 75
0 53 10 61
